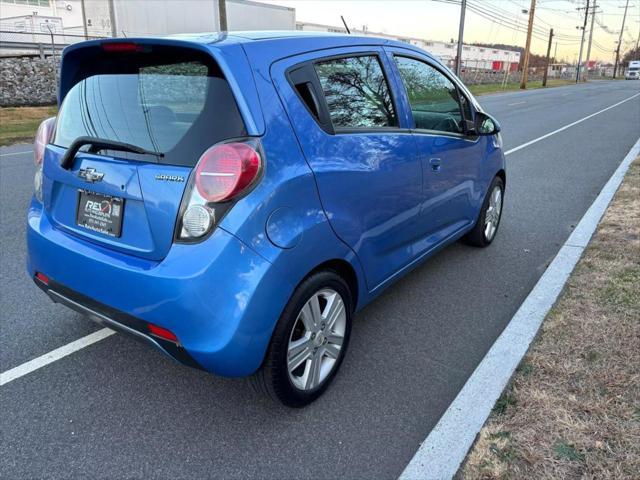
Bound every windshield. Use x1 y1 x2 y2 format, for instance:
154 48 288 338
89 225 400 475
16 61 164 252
54 47 246 166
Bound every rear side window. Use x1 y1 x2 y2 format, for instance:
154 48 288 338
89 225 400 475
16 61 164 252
394 56 464 134
314 55 397 129
54 45 246 166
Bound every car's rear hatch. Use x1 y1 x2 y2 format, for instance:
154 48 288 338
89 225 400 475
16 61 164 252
43 41 247 261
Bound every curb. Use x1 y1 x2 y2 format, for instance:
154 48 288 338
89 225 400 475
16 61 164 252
399 136 640 480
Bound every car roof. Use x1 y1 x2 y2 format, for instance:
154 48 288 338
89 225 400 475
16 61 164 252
169 30 415 49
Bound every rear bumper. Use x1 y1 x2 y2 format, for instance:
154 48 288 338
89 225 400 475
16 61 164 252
34 276 202 369
26 199 294 377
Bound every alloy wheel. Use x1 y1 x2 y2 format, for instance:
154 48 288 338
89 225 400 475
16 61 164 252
287 288 347 391
484 185 503 241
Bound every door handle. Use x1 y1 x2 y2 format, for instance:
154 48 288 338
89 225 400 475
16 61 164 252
429 158 442 172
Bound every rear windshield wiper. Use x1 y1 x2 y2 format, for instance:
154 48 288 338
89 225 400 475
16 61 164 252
60 136 164 170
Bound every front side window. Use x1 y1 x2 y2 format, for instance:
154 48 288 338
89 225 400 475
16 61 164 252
394 56 464 134
314 55 397 129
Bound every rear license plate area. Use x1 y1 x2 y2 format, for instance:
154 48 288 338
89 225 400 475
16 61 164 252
76 190 124 237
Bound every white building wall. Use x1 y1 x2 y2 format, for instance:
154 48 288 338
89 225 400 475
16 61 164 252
227 0 294 31
111 0 219 37
0 0 83 32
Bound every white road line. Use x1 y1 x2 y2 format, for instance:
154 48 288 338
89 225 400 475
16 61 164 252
0 150 32 157
505 92 640 157
507 101 526 106
2 91 639 388
399 136 640 480
0 328 114 386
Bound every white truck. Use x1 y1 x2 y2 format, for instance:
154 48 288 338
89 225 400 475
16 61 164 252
625 60 640 80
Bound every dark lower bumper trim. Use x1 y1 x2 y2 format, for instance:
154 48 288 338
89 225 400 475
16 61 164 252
35 276 203 371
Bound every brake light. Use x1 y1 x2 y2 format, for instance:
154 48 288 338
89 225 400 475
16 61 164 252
177 139 263 241
101 42 144 53
34 117 56 203
195 143 261 203
148 323 179 343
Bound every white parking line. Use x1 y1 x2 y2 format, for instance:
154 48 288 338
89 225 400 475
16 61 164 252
507 101 526 106
0 150 32 157
1 91 639 388
400 136 640 479
504 92 640 156
0 328 114 386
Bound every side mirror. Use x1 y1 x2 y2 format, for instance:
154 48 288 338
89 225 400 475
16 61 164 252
474 112 501 136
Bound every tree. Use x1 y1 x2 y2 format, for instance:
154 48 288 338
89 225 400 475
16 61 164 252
622 46 640 66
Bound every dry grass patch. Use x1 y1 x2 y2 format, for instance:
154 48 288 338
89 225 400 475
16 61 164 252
461 159 640 479
0 106 57 146
467 79 576 96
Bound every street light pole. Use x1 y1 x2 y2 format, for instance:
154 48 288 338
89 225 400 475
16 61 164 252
80 0 88 40
576 0 589 83
520 0 536 89
218 0 228 31
613 0 630 78
455 0 466 77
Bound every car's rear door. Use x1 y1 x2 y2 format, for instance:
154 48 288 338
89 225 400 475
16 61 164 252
271 47 423 290
43 41 247 261
385 47 482 251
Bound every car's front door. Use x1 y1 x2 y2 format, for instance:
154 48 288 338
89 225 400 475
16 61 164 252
386 49 483 253
271 48 423 290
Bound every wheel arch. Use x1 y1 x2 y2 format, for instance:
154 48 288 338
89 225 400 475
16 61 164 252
304 258 360 312
496 168 506 189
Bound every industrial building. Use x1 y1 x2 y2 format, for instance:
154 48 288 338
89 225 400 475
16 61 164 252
0 0 519 72
297 21 521 72
0 0 295 55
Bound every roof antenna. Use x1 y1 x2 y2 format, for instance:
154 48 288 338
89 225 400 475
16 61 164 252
340 15 351 34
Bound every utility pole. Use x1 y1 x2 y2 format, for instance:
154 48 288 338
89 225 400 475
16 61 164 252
455 0 467 77
218 0 228 31
613 0 630 78
520 0 536 89
584 0 597 82
575 0 589 83
543 28 554 87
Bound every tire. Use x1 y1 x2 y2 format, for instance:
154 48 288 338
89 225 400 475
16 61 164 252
463 176 504 247
250 270 353 408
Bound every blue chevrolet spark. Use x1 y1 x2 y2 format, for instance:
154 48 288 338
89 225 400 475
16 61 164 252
27 31 505 407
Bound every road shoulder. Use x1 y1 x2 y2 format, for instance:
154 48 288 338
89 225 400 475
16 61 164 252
399 138 640 480
461 157 639 478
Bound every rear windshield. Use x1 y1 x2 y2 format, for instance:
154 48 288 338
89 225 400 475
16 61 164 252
54 45 246 166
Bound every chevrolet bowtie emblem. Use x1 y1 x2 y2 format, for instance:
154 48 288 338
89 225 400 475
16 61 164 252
78 167 105 183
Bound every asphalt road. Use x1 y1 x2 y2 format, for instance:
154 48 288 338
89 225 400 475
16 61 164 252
1 80 639 479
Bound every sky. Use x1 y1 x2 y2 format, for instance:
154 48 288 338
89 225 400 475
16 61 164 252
257 0 640 63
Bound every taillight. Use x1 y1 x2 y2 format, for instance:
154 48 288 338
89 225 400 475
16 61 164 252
195 142 261 203
177 139 263 241
33 117 56 203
